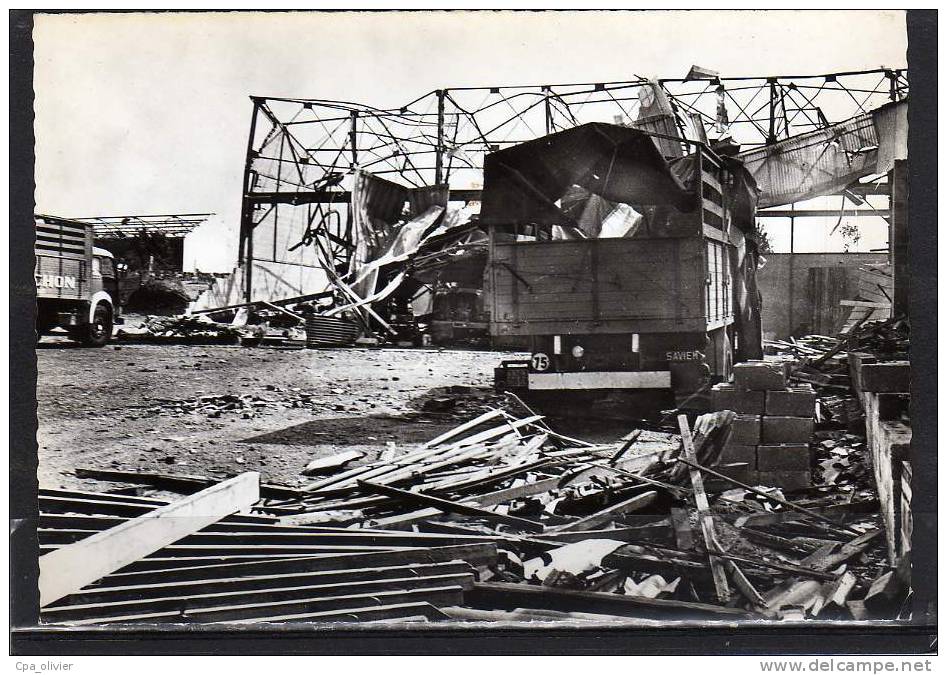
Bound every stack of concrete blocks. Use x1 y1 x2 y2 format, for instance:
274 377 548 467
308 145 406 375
850 354 911 565
711 360 816 491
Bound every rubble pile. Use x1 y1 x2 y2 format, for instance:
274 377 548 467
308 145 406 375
38 321 910 625
116 314 243 345
138 393 282 420
39 395 906 624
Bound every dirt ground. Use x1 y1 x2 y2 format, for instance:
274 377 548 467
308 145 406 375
37 336 641 493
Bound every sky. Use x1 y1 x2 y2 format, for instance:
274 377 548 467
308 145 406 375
33 10 908 270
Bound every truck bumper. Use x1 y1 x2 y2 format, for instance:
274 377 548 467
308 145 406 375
527 371 671 390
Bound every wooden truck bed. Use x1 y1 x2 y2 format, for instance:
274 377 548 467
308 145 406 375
35 215 92 301
487 236 715 336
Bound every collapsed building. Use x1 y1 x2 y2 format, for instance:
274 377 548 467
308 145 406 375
34 68 917 626
187 70 906 354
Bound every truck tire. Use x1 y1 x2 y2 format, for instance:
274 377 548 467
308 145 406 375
78 304 113 347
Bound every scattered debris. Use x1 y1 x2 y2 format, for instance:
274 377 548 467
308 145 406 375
40 315 909 625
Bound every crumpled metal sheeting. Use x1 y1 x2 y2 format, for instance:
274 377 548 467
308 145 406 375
872 99 908 175
479 122 696 228
738 100 908 208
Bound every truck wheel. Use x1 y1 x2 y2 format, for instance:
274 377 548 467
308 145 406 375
79 304 113 347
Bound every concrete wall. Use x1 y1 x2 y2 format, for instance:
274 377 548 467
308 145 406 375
757 253 888 340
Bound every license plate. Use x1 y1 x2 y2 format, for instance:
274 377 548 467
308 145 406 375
507 368 528 388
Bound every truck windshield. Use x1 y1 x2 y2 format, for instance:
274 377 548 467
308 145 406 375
95 256 115 277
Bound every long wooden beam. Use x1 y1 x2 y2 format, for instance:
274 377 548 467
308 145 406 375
759 209 890 218
549 491 658 533
678 415 731 603
39 473 260 607
358 480 545 533
42 572 475 623
468 582 750 619
50 561 473 607
98 543 497 586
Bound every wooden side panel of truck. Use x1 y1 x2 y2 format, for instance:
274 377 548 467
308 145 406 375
488 237 708 336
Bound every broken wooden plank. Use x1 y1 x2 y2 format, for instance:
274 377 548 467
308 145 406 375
802 529 883 572
716 552 837 581
425 457 557 495
48 561 475 608
670 507 695 551
423 409 507 448
538 521 672 545
54 584 465 625
357 480 545 533
725 560 765 608
763 579 824 616
817 570 857 614
448 415 544 449
43 572 475 623
368 477 562 531
549 491 658 533
727 500 880 528
675 456 861 535
467 581 750 619
609 430 642 464
99 543 498 586
678 415 730 603
301 450 366 476
233 601 449 624
39 472 261 607
73 467 300 500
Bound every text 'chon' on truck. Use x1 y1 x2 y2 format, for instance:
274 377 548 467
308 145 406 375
35 214 121 347
483 121 764 412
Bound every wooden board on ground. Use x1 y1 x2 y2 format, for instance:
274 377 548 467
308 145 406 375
39 473 261 607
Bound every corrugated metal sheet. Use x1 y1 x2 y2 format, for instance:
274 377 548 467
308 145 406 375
350 171 410 272
738 113 879 208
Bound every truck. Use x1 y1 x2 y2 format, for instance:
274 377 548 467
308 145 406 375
481 123 762 410
35 214 120 346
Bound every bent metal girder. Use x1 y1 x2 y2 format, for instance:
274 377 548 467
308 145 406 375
237 68 908 292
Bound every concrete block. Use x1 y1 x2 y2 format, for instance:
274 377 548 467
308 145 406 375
717 442 757 469
848 351 878 392
756 470 812 492
733 361 787 391
765 388 816 417
757 443 811 471
711 385 765 414
761 416 814 444
875 393 910 421
705 462 753 492
728 415 761 445
860 361 910 393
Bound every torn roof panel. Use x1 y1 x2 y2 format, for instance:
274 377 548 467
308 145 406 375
736 100 907 208
479 123 696 227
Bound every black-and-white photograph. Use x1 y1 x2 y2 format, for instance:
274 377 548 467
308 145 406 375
12 8 934 649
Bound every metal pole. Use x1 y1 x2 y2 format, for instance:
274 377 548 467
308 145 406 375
435 89 445 185
788 204 795 337
240 99 261 303
887 70 899 102
543 86 552 135
239 99 260 265
349 111 359 169
767 78 777 145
